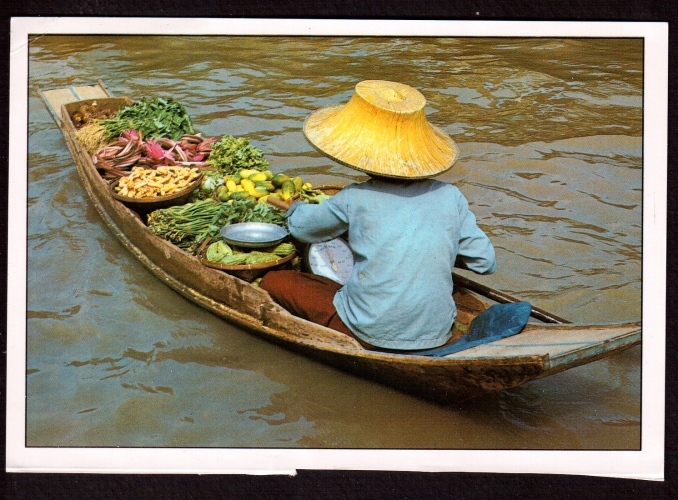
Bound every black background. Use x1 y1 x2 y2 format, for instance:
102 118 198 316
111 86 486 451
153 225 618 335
1 1 675 498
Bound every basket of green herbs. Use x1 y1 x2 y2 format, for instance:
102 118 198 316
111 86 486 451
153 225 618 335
147 198 288 255
99 97 195 141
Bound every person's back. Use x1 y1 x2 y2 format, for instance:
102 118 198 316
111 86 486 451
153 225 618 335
286 177 496 349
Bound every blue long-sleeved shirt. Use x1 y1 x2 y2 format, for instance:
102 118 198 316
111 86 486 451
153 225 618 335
287 178 497 350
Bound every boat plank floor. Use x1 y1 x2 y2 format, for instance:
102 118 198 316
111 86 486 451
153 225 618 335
72 84 109 100
443 323 639 359
38 83 109 124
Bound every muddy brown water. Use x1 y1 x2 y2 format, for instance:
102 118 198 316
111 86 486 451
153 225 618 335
26 35 641 449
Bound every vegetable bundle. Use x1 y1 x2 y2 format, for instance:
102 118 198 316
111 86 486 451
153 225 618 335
207 136 269 175
92 130 215 180
147 198 222 253
205 241 295 266
147 198 287 254
99 97 195 141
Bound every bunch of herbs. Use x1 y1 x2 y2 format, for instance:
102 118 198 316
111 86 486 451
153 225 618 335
219 199 287 227
148 198 287 254
99 97 195 141
207 135 269 175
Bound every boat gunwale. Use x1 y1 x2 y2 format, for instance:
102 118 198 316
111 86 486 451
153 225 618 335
48 90 642 401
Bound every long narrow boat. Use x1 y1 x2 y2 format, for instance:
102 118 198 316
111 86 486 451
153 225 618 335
37 82 642 404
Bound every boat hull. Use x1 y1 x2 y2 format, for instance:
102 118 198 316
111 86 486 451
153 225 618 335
49 93 640 404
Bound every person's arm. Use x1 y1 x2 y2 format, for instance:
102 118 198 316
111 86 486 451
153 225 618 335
266 196 293 212
269 190 350 244
455 192 497 275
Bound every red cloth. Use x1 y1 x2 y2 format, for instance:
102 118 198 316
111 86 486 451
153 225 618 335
260 270 372 348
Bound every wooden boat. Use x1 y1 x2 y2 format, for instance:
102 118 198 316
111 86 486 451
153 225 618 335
37 82 642 404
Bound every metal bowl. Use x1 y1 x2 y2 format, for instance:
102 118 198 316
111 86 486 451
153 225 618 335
220 222 288 248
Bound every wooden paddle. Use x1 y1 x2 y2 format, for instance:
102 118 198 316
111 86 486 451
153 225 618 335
452 272 570 324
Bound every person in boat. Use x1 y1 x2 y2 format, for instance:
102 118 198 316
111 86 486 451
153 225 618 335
263 80 497 352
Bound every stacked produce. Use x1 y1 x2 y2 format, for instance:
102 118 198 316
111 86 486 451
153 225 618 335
201 136 332 203
208 135 269 174
71 101 118 129
99 97 195 141
205 240 295 266
215 169 312 204
113 166 201 199
75 95 335 269
147 198 287 254
190 135 268 201
72 97 217 180
92 130 216 180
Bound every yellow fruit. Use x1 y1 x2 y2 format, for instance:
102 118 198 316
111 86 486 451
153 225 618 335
263 170 274 181
255 180 275 191
302 182 313 190
226 179 237 192
272 173 289 188
281 179 296 201
250 187 270 199
249 172 268 182
240 178 255 193
292 176 304 191
238 169 259 179
257 195 269 204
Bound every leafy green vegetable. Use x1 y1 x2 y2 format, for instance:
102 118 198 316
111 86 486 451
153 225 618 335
148 198 287 254
99 97 195 141
207 135 269 175
217 253 249 265
206 241 233 262
219 199 288 227
147 198 222 253
189 171 223 202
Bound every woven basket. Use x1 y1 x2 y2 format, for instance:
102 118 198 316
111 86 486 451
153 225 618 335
110 172 203 212
198 238 296 282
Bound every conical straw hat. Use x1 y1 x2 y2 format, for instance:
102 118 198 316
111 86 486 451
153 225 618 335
303 80 458 178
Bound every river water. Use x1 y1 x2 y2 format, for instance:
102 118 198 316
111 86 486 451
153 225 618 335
26 35 642 450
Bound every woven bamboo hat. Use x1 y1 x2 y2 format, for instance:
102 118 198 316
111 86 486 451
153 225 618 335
303 80 458 178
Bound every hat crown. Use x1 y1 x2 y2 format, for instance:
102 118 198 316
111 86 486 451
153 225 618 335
303 80 458 179
356 80 426 112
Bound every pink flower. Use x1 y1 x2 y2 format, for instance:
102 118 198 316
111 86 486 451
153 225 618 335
145 138 165 160
121 129 140 142
197 138 216 152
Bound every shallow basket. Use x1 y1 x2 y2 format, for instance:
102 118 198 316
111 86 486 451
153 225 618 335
199 249 296 282
110 172 203 212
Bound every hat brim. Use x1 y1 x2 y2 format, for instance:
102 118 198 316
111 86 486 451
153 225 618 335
303 93 459 179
